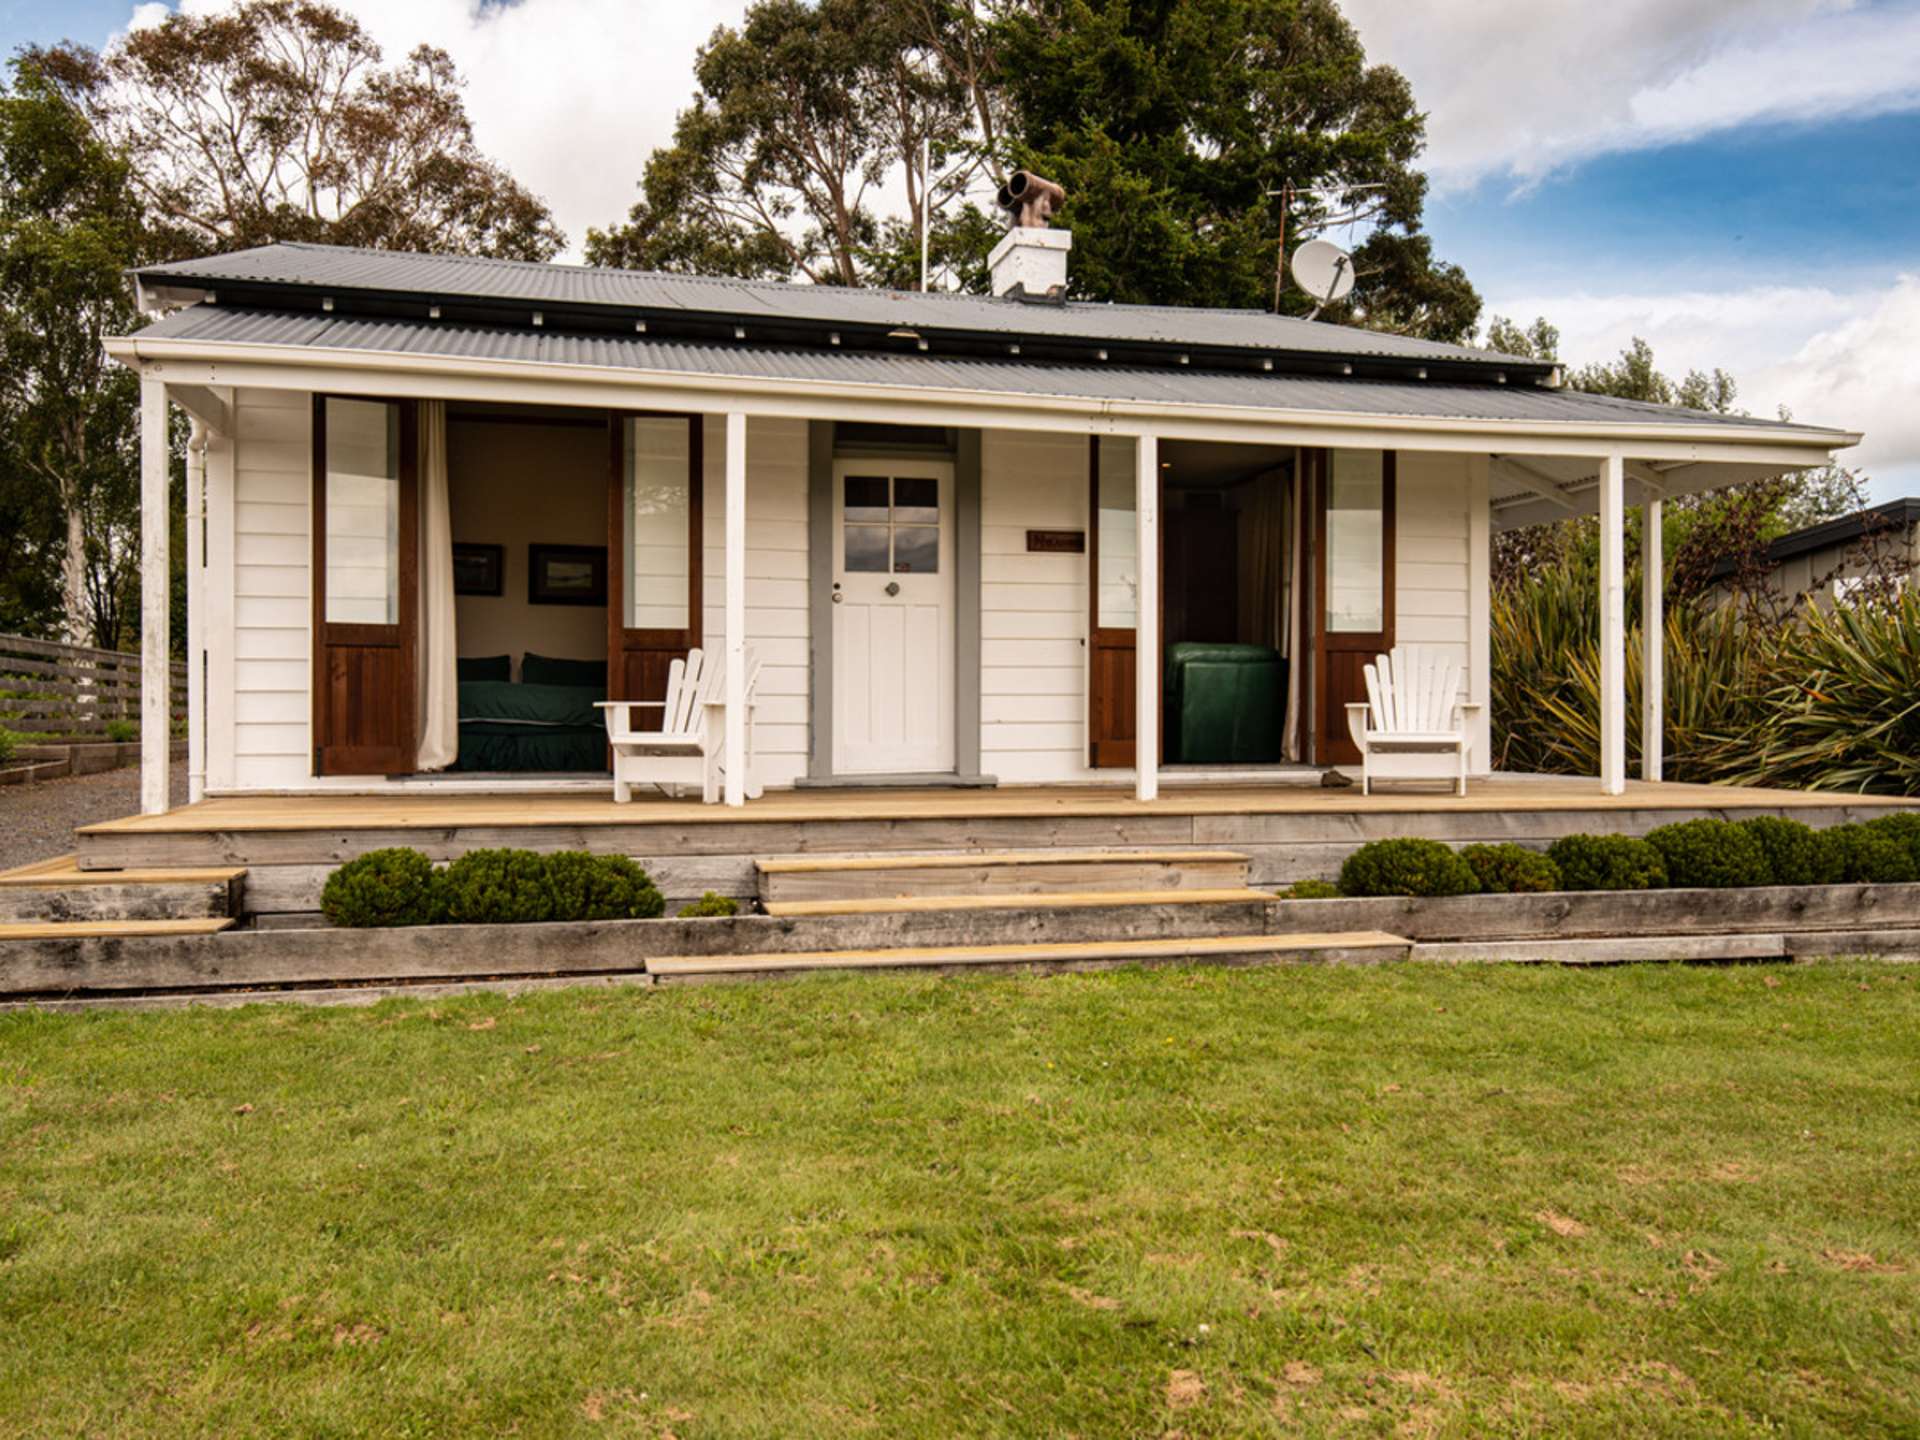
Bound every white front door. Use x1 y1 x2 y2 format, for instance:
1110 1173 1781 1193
832 458 956 775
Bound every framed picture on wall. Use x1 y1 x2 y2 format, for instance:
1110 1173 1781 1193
452 543 504 597
528 544 608 606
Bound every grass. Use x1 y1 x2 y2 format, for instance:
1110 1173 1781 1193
2 962 1917 1438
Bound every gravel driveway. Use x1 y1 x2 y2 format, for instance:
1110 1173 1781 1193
0 765 189 873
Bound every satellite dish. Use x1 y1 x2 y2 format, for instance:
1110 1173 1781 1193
1290 238 1355 305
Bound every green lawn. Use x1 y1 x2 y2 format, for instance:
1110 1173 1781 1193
2 963 1917 1438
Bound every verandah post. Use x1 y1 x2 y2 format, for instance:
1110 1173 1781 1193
724 411 748 807
1643 491 1664 783
139 374 171 815
1597 453 1627 796
1134 432 1159 802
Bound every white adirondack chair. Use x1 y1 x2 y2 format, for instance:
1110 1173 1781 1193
594 647 763 804
1343 644 1481 796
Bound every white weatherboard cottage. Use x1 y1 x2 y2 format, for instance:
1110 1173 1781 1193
109 230 1857 815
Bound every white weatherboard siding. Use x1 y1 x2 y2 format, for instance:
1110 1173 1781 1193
703 414 811 791
979 429 1097 784
1395 449 1473 697
230 387 313 790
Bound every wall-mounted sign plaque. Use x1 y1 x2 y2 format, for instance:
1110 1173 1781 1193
1026 529 1086 554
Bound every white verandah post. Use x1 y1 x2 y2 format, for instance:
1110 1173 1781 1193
1597 453 1627 796
186 417 208 804
139 374 171 815
1643 492 1665 783
1134 432 1159 802
724 411 748 808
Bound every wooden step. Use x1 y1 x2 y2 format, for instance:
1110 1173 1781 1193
756 849 1251 904
647 930 1412 980
0 855 245 923
761 887 1270 918
0 917 235 943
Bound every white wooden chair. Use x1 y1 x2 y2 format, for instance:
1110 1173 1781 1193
594 647 763 804
1343 644 1481 796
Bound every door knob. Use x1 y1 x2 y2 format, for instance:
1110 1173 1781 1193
885 581 901 597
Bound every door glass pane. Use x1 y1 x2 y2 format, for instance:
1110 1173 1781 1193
893 475 939 524
844 525 890 572
844 475 889 521
1096 436 1138 628
324 398 400 625
624 417 691 629
893 526 938 575
1326 449 1385 633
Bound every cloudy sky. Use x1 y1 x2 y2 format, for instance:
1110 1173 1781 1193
8 0 1919 499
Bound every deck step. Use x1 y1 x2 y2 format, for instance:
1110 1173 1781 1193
0 917 236 942
0 855 246 924
761 886 1269 918
647 930 1411 980
756 849 1251 904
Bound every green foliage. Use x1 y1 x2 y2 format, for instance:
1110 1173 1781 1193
1460 843 1561 894
1337 838 1475 899
319 848 440 929
0 726 19 765
1736 817 1840 887
103 717 136 743
1819 824 1920 886
678 892 740 918
1280 878 1342 900
1644 819 1771 890
1864 813 1920 871
542 852 666 922
438 848 557 926
1546 834 1668 893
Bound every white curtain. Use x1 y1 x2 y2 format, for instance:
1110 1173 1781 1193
415 400 459 771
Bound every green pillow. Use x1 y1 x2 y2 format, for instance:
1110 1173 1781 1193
457 654 511 683
521 653 606 689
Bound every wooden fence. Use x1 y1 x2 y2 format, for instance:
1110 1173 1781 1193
0 634 188 740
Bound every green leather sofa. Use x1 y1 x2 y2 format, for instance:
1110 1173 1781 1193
1163 642 1285 764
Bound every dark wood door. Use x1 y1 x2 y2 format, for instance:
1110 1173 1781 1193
1312 448 1396 766
312 395 418 775
607 413 704 713
1088 436 1136 768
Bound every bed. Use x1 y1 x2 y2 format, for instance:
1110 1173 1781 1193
452 653 607 773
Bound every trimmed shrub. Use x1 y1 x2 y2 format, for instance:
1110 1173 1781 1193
543 852 665 921
320 848 440 928
1736 817 1838 887
1644 818 1770 890
1281 879 1342 900
1337 838 1476 899
1460 843 1561 894
439 848 556 925
1865 812 1920 872
678 892 740 918
1546 834 1668 892
104 718 137 743
1819 824 1920 885
0 727 19 766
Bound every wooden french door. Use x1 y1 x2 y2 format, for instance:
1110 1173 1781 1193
311 395 419 775
1311 447 1396 765
607 412 704 713
1088 436 1143 767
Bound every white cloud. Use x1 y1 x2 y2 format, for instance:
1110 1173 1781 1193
1484 277 1920 496
1340 0 1920 187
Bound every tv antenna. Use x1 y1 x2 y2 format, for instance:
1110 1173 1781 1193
1264 182 1387 315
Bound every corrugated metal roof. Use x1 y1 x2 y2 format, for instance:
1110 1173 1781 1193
129 304 1843 436
135 241 1541 370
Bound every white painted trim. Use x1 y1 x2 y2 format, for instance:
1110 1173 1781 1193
205 406 238 793
1467 453 1492 774
140 376 171 814
724 411 748 807
1643 496 1665 784
1134 433 1159 802
1597 454 1627 796
185 418 208 804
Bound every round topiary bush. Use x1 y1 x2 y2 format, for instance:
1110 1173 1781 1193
678 891 740 918
1644 818 1771 889
1864 812 1920 872
1460 842 1561 894
438 848 557 925
543 852 666 921
1337 838 1476 898
1736 816 1837 886
1281 878 1342 900
1819 824 1920 885
1545 834 1668 892
320 847 440 928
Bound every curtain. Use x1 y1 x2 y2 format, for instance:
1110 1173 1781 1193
1282 462 1305 762
415 400 459 771
1235 463 1304 762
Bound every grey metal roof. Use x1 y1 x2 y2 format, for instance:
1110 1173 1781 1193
134 241 1543 372
129 304 1847 436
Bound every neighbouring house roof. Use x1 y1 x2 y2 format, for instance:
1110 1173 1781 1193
1707 497 1920 580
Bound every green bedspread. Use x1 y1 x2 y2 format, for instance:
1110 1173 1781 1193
454 681 605 773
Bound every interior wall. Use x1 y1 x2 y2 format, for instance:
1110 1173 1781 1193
448 416 607 675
